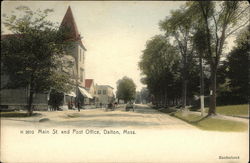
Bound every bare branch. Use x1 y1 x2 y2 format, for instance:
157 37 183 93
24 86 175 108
230 5 250 23
174 34 185 57
225 20 249 39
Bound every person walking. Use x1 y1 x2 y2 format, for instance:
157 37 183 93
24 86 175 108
77 102 80 112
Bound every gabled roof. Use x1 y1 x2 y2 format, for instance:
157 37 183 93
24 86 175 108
96 85 114 89
85 79 94 89
60 6 86 50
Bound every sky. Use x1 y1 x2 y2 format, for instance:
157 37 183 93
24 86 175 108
3 1 239 93
2 1 187 92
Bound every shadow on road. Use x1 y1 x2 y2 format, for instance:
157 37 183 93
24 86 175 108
51 119 161 128
63 113 145 119
131 105 162 115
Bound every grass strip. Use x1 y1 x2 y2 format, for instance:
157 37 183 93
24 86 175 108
0 111 41 117
172 112 248 132
210 104 249 116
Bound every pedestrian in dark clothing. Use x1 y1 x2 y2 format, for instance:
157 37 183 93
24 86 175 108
77 102 80 112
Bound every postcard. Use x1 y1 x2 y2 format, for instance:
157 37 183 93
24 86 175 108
1 1 249 163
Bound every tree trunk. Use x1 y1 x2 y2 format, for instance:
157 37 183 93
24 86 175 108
208 69 217 115
164 90 168 108
182 55 187 109
199 57 205 116
27 85 34 116
182 80 187 109
157 93 161 107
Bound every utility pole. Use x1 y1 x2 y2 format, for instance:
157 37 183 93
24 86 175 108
199 57 205 116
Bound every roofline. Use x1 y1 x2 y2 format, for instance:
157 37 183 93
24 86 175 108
96 85 114 89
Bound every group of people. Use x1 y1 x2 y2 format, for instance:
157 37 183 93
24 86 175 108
67 101 122 112
68 101 81 112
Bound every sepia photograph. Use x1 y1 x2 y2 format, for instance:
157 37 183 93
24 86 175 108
1 1 249 163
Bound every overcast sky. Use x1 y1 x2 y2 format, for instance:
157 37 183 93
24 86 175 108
2 1 208 92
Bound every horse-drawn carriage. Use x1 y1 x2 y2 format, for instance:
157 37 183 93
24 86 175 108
105 102 117 111
125 102 134 111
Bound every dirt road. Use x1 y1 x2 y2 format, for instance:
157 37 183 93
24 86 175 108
1 104 195 129
1 105 249 163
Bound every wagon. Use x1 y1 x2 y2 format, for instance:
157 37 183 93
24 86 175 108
125 102 134 111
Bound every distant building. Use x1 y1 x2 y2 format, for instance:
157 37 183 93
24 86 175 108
95 85 115 106
84 79 97 105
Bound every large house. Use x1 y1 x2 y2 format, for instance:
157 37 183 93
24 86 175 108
0 6 92 110
84 79 116 108
95 85 115 107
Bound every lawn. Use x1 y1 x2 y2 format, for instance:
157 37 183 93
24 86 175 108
205 104 249 116
172 111 248 132
0 111 41 117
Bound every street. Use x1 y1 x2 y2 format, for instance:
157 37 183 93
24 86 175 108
1 105 249 163
1 104 196 129
1 1 249 163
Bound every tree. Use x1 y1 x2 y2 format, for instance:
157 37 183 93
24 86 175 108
135 91 141 104
139 35 181 107
159 6 196 109
140 87 150 104
135 88 151 104
193 27 208 115
1 6 73 115
188 1 249 115
116 76 136 103
225 25 249 104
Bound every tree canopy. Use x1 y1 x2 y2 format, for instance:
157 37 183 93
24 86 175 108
225 25 249 103
139 35 183 107
1 6 74 115
139 1 249 114
159 6 196 108
116 76 136 103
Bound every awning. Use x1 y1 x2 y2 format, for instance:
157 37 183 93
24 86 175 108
65 91 76 97
78 87 93 99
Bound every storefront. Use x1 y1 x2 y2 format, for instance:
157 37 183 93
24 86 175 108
77 86 93 107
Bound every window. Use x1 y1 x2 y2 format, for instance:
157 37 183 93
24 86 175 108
80 68 84 82
79 48 81 61
98 90 101 94
103 90 106 95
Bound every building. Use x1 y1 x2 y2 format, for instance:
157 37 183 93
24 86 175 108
1 35 49 110
0 6 92 110
84 79 97 105
60 6 92 109
95 85 115 107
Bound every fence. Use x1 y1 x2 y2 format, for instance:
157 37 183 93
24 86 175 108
0 88 48 111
